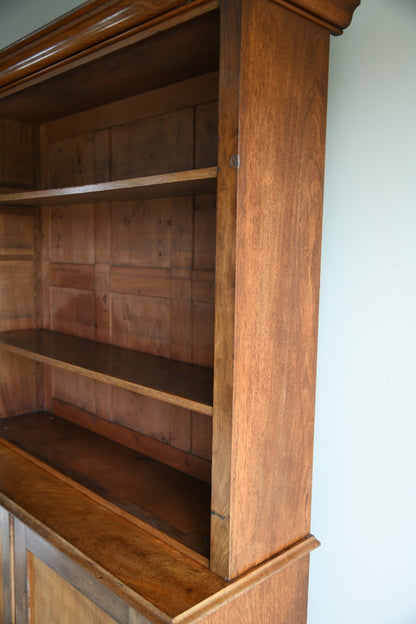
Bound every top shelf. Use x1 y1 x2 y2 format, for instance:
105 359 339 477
0 168 217 207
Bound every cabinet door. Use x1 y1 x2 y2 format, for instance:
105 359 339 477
10 515 150 624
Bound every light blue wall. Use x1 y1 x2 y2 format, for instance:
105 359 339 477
1 1 415 622
0 0 83 49
309 1 416 622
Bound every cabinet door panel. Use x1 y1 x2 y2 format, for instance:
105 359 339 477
9 517 150 624
28 553 119 624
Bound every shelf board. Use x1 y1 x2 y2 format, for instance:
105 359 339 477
0 329 213 415
0 412 210 563
0 167 217 207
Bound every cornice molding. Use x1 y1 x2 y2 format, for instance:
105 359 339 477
0 0 359 96
270 0 360 34
0 0 216 94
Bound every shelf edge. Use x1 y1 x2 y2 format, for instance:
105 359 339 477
0 339 213 417
0 167 218 207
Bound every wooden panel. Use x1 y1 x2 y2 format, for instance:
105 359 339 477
192 272 215 305
50 287 95 340
0 209 34 257
50 263 95 291
109 386 192 453
170 201 193 363
40 206 51 331
0 256 37 419
0 352 37 417
111 267 172 299
48 129 110 187
27 528 130 624
28 553 120 624
128 608 153 624
112 109 193 180
52 368 96 415
13 517 28 624
0 120 38 189
111 198 175 268
192 556 310 624
0 184 38 420
0 506 11 624
50 205 95 264
53 399 211 483
95 263 111 344
111 293 171 357
0 261 35 331
0 507 16 624
94 203 112 264
209 0 241 579
192 302 214 368
195 102 218 169
191 412 212 461
212 0 329 578
193 194 216 271
46 72 219 142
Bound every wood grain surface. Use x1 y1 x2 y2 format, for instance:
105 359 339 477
270 0 360 33
211 0 329 579
0 169 217 206
0 330 213 414
0 412 211 561
0 9 220 122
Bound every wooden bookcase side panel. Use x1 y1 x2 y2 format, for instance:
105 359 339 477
212 0 329 579
185 554 311 624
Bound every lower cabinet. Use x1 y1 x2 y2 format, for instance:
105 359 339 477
0 507 149 624
0 492 316 624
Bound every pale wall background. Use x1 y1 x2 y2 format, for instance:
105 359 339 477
309 1 416 623
1 1 415 622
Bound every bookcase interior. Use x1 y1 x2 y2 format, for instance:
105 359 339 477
0 6 220 565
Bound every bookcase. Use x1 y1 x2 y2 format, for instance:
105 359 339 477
0 1 359 622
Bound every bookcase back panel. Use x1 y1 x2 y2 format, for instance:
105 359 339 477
0 120 38 190
112 110 194 180
39 77 217 477
49 205 95 265
0 352 38 417
48 131 111 187
0 118 39 418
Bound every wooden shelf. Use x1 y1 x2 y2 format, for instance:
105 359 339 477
0 412 210 564
0 168 217 206
0 330 213 415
